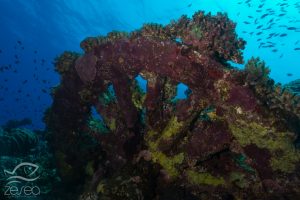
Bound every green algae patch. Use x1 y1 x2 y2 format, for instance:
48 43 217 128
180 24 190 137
161 116 185 140
146 129 185 178
145 116 186 149
187 170 225 186
145 116 186 178
229 120 300 173
152 152 184 178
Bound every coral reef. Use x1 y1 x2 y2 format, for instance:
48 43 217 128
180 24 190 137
45 11 300 199
0 128 59 200
0 128 38 156
285 79 300 96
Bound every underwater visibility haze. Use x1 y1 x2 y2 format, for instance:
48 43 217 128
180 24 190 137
0 0 300 199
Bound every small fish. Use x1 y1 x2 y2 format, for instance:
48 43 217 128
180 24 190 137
0 49 2 53
287 73 293 76
34 50 37 54
42 89 47 93
261 13 269 19
256 32 263 35
287 27 297 30
272 49 278 52
263 26 272 30
17 40 22 45
268 19 274 24
280 33 287 37
258 4 264 8
294 47 300 51
263 44 275 47
278 13 286 17
243 21 251 24
187 3 192 7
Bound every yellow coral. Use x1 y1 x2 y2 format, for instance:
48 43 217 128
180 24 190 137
145 117 186 178
96 182 105 193
229 120 300 173
152 152 184 177
161 116 184 140
186 170 225 186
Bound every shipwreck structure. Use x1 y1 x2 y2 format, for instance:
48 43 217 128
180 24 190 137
45 11 300 199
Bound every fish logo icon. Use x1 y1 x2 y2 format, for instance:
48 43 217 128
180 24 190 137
4 162 40 185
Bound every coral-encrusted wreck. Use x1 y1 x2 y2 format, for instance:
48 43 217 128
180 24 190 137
45 11 300 199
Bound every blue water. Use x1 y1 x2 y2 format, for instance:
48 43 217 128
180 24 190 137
0 0 299 129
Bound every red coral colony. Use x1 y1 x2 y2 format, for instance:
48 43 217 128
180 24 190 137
44 11 300 199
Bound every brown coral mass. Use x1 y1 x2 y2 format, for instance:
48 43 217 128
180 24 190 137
45 10 300 200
